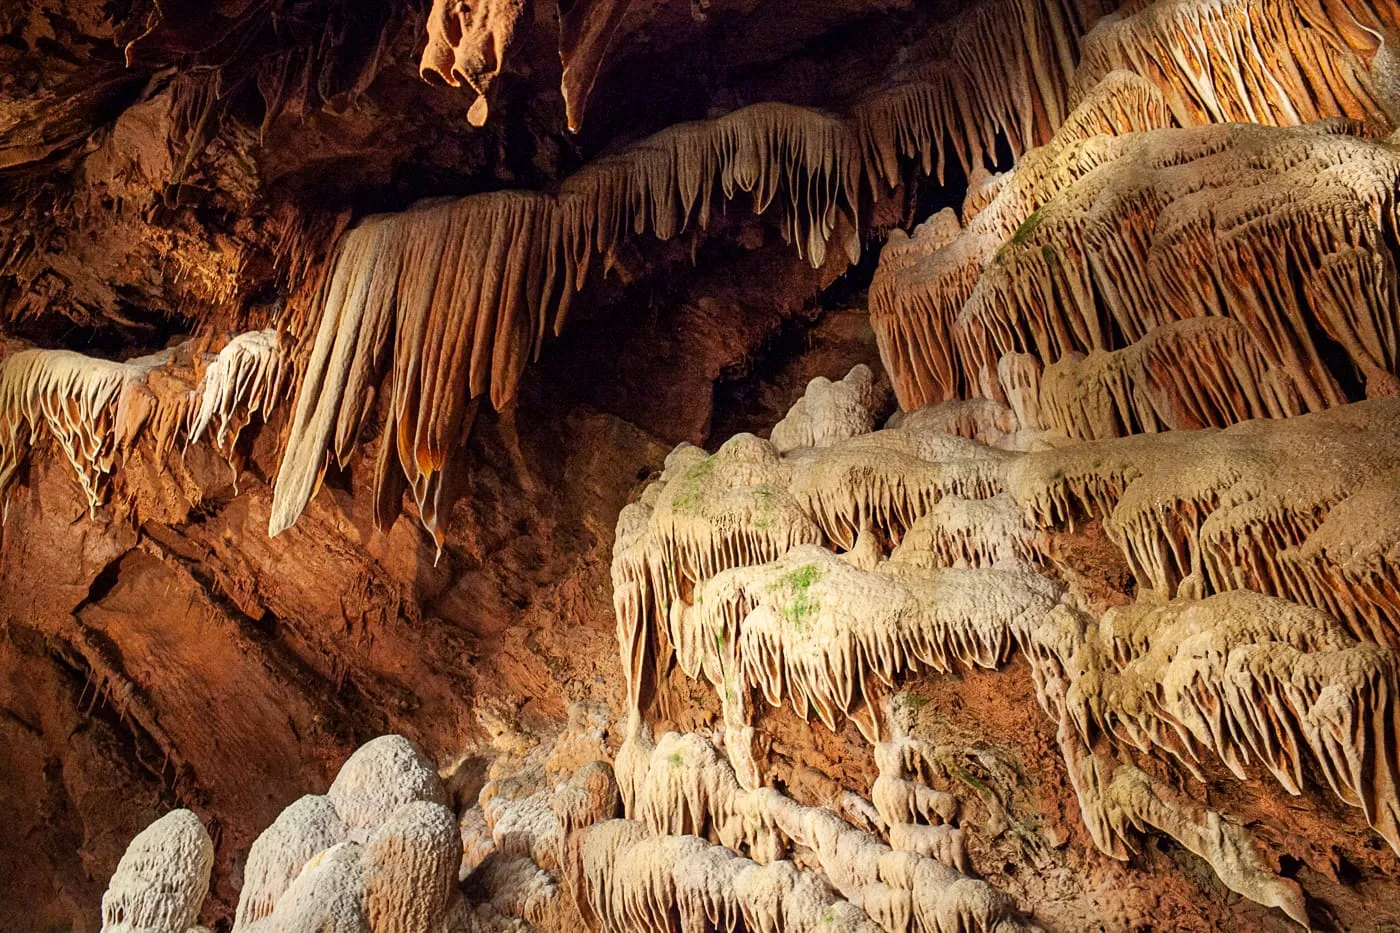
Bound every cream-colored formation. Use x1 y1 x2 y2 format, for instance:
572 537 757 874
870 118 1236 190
103 735 463 933
74 0 1400 927
467 714 1026 933
101 809 213 933
270 0 1142 544
872 0 1400 421
1073 0 1399 129
0 347 186 518
1005 398 1400 644
0 332 288 519
869 69 1179 410
187 329 287 470
876 120 1400 422
769 365 882 454
610 375 1400 925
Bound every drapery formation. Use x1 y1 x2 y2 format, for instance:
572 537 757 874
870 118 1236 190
871 0 1400 424
1073 0 1400 129
869 70 1178 409
0 334 285 520
874 121 1400 421
419 0 1117 140
0 347 187 518
609 375 1400 924
268 103 867 543
6 0 1134 538
277 0 1130 544
1005 397 1400 645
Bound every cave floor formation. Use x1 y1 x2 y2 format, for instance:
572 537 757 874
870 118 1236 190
3 0 1400 931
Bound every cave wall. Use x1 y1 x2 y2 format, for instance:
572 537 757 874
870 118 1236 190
3 0 1400 931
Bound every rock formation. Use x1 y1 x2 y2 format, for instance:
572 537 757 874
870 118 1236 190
5 0 1400 929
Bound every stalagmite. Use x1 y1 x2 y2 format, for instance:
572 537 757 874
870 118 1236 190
326 735 451 839
234 795 347 930
359 800 462 933
257 843 370 933
100 809 214 933
108 736 466 933
769 365 882 454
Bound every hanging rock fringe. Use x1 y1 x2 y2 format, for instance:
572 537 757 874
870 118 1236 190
188 328 288 470
1004 397 1400 642
1036 317 1300 440
1073 0 1400 132
0 347 190 519
870 70 1177 410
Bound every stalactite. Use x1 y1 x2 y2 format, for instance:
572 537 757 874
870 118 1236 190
951 123 1400 419
870 71 1176 411
188 329 287 473
1073 0 1397 132
557 102 863 292
853 0 1122 192
0 346 189 519
696 545 1059 747
1004 397 1400 642
419 0 529 127
1037 318 1300 441
1061 591 1400 860
271 96 905 542
268 192 563 544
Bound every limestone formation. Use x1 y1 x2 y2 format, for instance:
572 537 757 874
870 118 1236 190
187 329 287 469
1074 0 1399 130
0 346 187 518
1005 398 1400 642
869 70 1177 411
420 0 529 127
14 0 1400 929
104 736 459 933
100 810 213 933
769 365 882 454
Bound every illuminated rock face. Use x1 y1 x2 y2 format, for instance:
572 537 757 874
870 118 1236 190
9 0 1400 929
